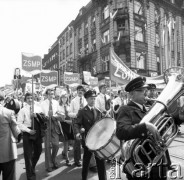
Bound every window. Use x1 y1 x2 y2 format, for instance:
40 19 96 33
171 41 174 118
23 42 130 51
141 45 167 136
70 43 72 54
69 29 72 38
157 56 161 74
66 46 69 56
63 50 65 59
78 26 82 37
92 16 96 28
101 55 110 72
102 5 110 20
85 43 89 55
85 22 88 34
155 33 159 47
62 36 65 45
92 38 96 51
66 32 68 42
134 0 143 15
136 52 145 69
135 26 144 42
102 30 110 44
171 0 175 4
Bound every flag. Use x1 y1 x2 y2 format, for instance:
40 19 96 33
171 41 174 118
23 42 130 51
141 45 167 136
22 52 42 75
109 48 164 85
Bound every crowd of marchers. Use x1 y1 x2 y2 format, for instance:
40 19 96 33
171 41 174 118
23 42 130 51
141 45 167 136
1 77 184 180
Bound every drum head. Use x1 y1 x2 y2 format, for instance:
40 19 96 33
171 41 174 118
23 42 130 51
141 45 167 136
86 118 116 151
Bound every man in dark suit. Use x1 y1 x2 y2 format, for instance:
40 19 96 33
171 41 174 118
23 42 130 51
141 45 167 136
74 90 107 180
0 91 21 180
116 76 167 180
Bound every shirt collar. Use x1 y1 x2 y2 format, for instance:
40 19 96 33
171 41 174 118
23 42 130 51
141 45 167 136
132 101 143 110
88 105 94 110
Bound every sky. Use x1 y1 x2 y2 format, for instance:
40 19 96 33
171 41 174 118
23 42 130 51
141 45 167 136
0 0 90 87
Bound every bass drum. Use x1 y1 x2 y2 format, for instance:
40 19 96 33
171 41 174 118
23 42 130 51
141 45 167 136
85 117 120 160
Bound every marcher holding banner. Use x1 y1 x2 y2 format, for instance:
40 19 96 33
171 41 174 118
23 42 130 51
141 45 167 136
17 92 42 180
41 89 62 172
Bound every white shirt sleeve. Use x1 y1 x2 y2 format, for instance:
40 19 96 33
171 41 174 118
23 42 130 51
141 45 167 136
17 108 31 133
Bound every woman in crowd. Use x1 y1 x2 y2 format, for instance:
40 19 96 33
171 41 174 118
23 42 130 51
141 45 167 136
58 93 74 166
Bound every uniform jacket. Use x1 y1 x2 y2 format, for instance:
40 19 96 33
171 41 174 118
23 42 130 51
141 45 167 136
0 105 21 163
73 105 102 137
116 101 148 141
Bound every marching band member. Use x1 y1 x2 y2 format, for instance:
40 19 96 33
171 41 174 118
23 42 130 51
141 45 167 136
74 90 107 180
95 84 111 117
116 77 167 180
68 85 97 170
17 92 42 180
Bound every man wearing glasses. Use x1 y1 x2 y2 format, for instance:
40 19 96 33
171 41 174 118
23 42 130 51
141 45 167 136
116 76 167 180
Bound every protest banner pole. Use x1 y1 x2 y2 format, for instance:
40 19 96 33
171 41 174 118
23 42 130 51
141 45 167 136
31 74 34 130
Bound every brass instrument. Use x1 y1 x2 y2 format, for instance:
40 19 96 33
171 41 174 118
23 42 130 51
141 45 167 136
121 67 184 177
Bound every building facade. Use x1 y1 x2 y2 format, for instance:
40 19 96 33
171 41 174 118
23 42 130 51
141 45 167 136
73 0 184 80
43 0 184 84
57 21 75 85
42 40 59 83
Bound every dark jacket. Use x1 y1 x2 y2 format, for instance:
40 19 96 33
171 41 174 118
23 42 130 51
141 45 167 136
73 105 102 137
116 101 148 141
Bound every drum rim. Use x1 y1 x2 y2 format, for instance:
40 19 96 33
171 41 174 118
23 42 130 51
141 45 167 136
95 146 121 160
85 117 117 151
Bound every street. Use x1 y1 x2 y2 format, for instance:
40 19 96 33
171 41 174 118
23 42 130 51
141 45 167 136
1 125 184 180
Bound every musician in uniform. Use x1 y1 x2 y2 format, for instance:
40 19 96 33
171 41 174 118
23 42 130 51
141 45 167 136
74 90 107 180
17 92 42 180
116 76 167 180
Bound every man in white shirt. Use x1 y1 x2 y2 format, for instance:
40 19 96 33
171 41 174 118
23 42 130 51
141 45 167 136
41 89 61 172
113 89 126 119
17 92 42 180
68 85 87 167
95 84 111 116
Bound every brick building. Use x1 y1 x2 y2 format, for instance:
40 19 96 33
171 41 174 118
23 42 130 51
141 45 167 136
43 0 184 84
42 40 59 83
57 21 75 85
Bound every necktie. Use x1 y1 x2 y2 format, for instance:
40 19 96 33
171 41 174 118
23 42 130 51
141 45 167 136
49 100 53 116
80 97 83 109
91 107 96 122
30 106 34 129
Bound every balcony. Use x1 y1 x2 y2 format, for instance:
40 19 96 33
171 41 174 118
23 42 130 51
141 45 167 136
100 17 110 29
114 7 129 20
113 35 130 49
